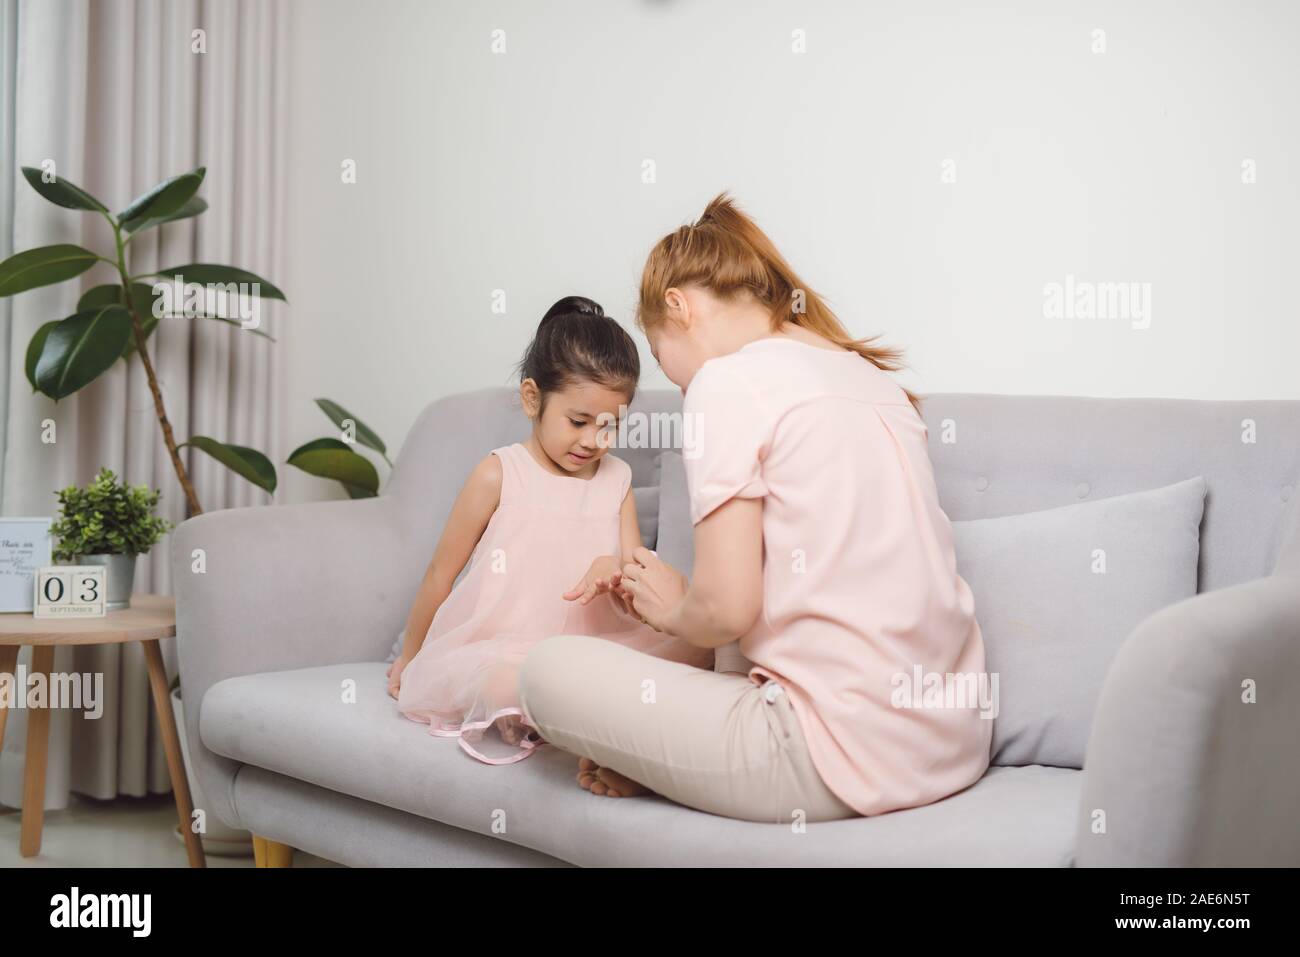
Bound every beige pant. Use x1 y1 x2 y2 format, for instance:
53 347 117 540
517 634 859 824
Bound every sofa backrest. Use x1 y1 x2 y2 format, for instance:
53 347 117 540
919 394 1300 592
387 387 1300 593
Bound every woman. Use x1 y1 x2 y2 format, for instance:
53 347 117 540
518 193 992 823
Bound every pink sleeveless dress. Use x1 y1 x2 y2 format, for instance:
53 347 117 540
396 442 665 764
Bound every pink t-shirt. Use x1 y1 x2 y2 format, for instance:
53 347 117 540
682 336 992 816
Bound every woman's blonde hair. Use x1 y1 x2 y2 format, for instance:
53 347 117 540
636 192 921 415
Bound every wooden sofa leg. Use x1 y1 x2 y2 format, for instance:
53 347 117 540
253 835 294 868
267 840 294 867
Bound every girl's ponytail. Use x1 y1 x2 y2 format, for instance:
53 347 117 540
637 192 921 415
540 295 605 327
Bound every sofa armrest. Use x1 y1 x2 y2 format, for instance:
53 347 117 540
171 494 421 829
1074 567 1300 866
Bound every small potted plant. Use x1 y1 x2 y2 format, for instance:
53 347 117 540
49 467 173 610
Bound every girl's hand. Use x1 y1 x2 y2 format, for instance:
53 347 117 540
387 653 410 700
563 555 631 610
619 546 688 634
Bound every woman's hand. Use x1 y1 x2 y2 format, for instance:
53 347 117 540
619 546 688 634
386 653 410 700
562 555 635 614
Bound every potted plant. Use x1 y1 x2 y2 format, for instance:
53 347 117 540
1 162 394 507
49 467 172 610
2 166 396 857
3 165 289 515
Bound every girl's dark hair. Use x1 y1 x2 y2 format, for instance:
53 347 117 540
515 296 641 413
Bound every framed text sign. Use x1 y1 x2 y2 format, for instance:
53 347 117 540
0 517 53 613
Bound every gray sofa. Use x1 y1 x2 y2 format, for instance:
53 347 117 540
172 388 1300 866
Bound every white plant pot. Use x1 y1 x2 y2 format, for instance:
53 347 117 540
169 686 253 855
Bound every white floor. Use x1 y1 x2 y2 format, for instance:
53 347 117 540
0 795 342 867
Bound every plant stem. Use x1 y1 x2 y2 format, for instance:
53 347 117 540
112 223 204 517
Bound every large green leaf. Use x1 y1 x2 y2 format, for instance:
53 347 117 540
77 281 166 314
21 166 108 212
32 305 133 399
78 283 164 358
287 438 380 495
117 167 206 229
314 399 387 457
77 283 131 311
150 263 286 302
123 195 208 234
0 245 98 297
24 320 59 391
181 436 277 493
78 282 278 357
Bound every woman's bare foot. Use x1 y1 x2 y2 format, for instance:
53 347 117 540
576 756 652 798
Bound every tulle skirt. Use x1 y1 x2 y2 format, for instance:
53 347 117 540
399 634 544 763
397 606 665 764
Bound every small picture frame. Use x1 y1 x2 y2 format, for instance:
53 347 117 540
0 517 54 613
33 566 108 618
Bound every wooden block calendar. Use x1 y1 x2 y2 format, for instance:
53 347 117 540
33 566 108 618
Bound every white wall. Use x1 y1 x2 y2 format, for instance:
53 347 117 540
280 0 1300 502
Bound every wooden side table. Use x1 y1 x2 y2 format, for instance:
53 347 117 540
0 594 205 867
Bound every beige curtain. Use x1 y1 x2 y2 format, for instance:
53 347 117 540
0 0 289 810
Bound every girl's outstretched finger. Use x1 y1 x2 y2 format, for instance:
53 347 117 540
620 579 639 607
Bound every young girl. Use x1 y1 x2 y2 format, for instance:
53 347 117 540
388 296 710 764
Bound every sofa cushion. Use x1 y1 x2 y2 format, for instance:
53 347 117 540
654 450 693 577
658 447 1206 766
634 484 659 551
201 662 1081 866
953 476 1207 768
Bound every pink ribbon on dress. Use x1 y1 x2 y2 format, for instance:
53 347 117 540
427 707 544 765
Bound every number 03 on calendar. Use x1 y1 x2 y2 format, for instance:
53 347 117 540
33 566 108 618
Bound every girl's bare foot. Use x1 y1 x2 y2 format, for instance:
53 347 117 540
576 756 651 798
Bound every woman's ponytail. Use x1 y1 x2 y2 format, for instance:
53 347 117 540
637 192 921 415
